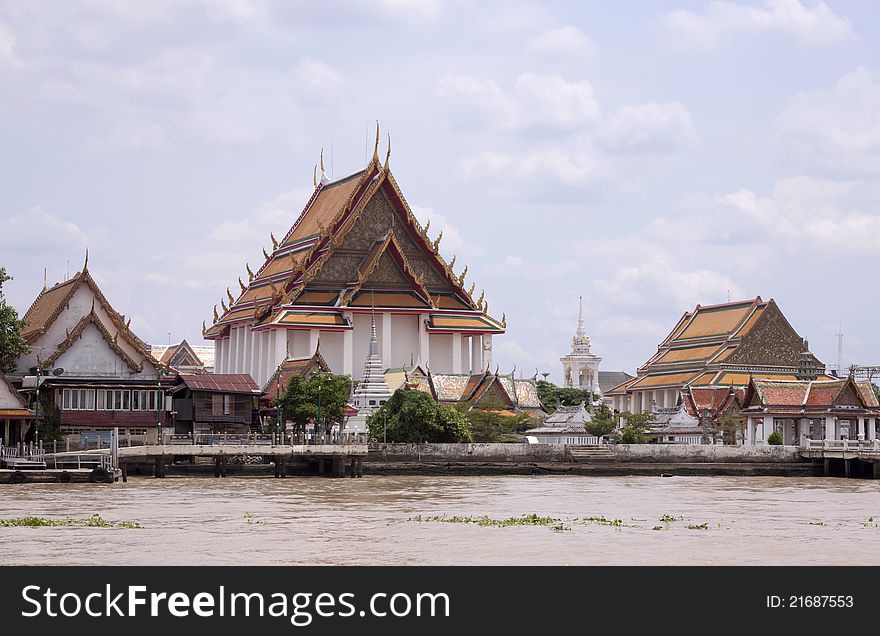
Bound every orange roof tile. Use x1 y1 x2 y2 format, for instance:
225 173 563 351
675 302 755 340
655 344 725 364
629 371 700 389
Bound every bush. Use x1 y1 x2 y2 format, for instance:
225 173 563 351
368 389 473 443
767 431 784 446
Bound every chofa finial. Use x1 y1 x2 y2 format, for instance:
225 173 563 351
83 247 89 274
313 165 317 188
372 120 380 164
226 287 235 306
246 263 255 281
384 133 391 171
270 232 278 250
213 305 219 323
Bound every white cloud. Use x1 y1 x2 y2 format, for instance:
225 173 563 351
0 207 101 253
489 255 580 284
601 101 697 153
434 73 518 129
662 0 855 49
493 338 559 375
525 25 595 57
374 0 444 22
457 147 601 188
595 253 743 308
0 22 16 66
295 57 344 95
435 72 598 132
514 72 599 130
775 66 880 173
210 187 313 245
410 205 485 260
597 316 666 339
718 176 880 252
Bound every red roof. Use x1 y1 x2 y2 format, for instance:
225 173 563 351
179 374 260 394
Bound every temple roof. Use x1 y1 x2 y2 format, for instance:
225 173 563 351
608 297 823 395
743 377 879 411
263 349 331 395
176 373 261 395
205 143 504 339
415 368 544 413
0 373 33 418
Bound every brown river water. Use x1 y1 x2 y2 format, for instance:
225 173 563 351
1 475 878 565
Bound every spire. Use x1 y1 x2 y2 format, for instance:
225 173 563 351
369 290 378 358
82 247 89 274
42 268 47 292
576 296 585 339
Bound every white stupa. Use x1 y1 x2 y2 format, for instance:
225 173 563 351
560 296 603 399
346 300 393 433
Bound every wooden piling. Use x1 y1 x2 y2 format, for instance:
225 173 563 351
121 463 128 483
845 459 851 478
214 457 221 478
823 458 830 476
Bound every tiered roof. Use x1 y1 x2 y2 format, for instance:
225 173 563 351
606 297 824 396
21 260 158 373
205 134 504 339
743 377 880 414
0 374 33 419
406 367 544 415
263 348 331 396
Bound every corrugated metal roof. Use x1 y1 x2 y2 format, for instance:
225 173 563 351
179 373 260 394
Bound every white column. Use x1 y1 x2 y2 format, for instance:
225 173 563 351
483 334 493 370
243 325 252 380
262 332 271 385
343 327 353 377
253 332 264 387
419 314 430 369
868 418 877 441
471 336 480 374
452 333 462 374
273 328 287 369
215 340 224 374
381 313 391 369
747 416 755 446
799 418 809 446
824 415 835 441
857 417 866 440
309 329 320 356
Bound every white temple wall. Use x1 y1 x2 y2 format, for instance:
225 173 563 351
390 314 419 369
460 335 471 374
53 323 132 377
320 331 344 374
429 334 453 373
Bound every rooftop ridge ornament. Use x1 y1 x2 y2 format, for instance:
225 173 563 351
449 254 456 269
213 305 219 323
221 298 229 313
432 230 442 252
313 165 317 188
320 148 329 184
246 263 255 281
384 133 391 172
238 277 246 293
42 267 47 292
263 246 270 260
202 321 207 336
424 219 430 235
501 313 506 328
270 232 279 250
226 288 235 306
476 289 484 306
83 247 89 274
372 120 380 164
459 265 468 286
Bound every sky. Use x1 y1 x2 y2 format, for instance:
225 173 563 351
1 0 879 382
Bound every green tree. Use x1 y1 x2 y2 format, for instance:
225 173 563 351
0 268 29 374
618 411 655 444
368 389 473 443
585 402 617 442
277 373 351 428
767 430 784 445
713 412 745 445
461 400 535 442
536 380 597 413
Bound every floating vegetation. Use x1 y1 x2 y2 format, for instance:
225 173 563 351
574 516 634 528
0 514 140 529
809 521 827 526
686 523 709 530
412 513 562 528
863 517 877 528
244 512 265 525
659 514 684 523
651 526 664 531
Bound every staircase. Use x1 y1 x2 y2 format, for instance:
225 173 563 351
568 445 616 463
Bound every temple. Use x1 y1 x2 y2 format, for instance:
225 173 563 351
560 297 602 397
205 127 505 388
606 297 826 415
15 256 171 437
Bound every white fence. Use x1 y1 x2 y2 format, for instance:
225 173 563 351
804 439 880 452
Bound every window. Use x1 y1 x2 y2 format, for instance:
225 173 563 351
62 389 95 410
132 390 161 411
97 389 131 411
212 394 232 416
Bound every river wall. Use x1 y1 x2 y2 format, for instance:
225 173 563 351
366 443 804 464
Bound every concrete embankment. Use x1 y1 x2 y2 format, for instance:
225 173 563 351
365 443 816 477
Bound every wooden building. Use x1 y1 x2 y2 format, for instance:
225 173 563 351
205 128 505 387
15 256 172 439
171 374 261 436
